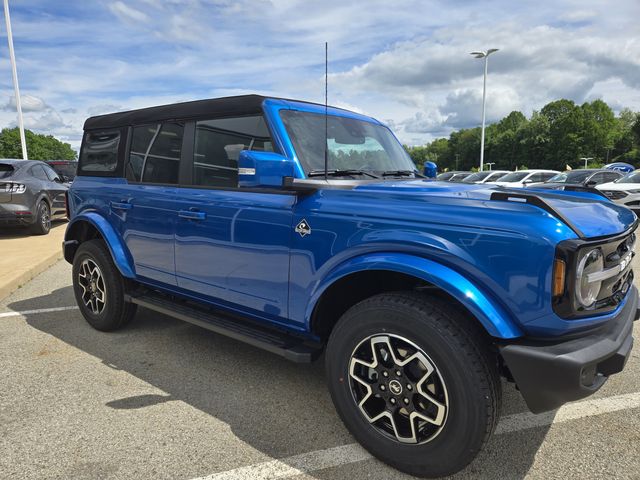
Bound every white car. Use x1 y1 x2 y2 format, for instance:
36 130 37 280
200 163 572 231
462 170 510 184
488 169 560 188
596 171 640 214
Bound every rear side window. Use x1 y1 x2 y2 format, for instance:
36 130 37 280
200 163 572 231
127 122 184 184
80 130 121 173
30 165 49 181
193 115 273 188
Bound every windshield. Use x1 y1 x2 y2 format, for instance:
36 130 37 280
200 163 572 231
615 171 640 183
546 171 592 184
462 171 492 183
498 171 529 182
280 110 416 176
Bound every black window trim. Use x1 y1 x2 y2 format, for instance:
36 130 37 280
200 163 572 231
119 112 286 194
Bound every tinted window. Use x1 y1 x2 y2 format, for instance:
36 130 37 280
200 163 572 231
604 172 622 182
540 172 557 181
80 130 120 173
42 164 60 181
31 165 49 181
527 173 544 183
48 162 77 179
587 173 604 185
498 171 528 182
0 163 15 179
193 115 274 188
127 122 184 184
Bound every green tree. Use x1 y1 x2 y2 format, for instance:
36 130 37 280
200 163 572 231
0 127 77 160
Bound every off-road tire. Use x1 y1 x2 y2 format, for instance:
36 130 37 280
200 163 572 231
325 292 501 478
72 239 137 331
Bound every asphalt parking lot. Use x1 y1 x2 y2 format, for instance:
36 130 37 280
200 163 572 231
1 259 640 480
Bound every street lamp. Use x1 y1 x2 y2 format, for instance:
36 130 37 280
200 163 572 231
470 48 499 172
580 157 593 169
485 162 495 171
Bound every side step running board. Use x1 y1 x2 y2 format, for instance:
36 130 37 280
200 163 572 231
125 292 323 363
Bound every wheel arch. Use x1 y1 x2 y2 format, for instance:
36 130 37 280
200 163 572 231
308 252 522 341
64 212 135 278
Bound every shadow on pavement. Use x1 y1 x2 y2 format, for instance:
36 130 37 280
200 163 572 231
0 219 67 239
10 286 552 479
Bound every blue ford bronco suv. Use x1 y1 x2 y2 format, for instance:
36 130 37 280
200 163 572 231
65 95 638 477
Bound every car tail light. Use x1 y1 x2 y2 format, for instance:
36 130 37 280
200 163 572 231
4 183 25 193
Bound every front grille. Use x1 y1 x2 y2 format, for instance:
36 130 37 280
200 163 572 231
554 230 637 319
602 190 628 200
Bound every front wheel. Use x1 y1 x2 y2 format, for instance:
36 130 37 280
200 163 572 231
325 292 501 478
72 239 137 331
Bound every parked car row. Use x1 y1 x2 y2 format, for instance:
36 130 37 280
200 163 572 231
0 159 75 235
436 168 627 191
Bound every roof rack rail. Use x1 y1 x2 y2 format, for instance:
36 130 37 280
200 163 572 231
490 190 585 239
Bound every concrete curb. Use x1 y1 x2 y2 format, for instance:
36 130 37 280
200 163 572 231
0 223 67 302
0 249 64 301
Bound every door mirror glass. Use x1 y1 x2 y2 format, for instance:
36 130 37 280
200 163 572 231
238 150 295 188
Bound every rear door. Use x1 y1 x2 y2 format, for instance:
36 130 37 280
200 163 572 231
173 115 294 323
115 122 186 286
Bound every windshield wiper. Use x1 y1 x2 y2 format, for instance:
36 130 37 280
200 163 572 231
308 169 380 179
381 170 424 178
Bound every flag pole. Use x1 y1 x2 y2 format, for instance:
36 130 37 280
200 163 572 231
3 0 28 160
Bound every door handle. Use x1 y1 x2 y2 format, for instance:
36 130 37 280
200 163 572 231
178 209 206 221
110 201 132 210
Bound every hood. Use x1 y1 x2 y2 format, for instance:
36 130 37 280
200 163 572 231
597 182 634 191
354 180 637 239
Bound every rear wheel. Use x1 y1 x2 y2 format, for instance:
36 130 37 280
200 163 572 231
72 239 137 331
325 292 501 478
30 200 51 235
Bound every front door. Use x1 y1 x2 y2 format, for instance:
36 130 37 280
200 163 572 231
173 115 294 323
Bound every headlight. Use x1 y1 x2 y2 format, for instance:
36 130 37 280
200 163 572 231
575 248 604 308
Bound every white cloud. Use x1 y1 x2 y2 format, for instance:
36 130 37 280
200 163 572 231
108 1 149 23
3 94 48 112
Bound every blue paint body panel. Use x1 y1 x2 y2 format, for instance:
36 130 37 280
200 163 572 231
66 97 638 344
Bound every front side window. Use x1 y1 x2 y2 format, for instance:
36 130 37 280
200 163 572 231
498 171 528 183
280 110 416 177
193 115 273 188
80 130 120 173
127 122 184 184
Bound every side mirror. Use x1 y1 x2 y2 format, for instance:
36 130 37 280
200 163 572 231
238 150 295 188
585 180 597 187
523 179 533 184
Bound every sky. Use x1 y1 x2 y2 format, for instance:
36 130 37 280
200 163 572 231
0 0 639 151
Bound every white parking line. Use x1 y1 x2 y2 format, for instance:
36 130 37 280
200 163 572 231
193 391 640 480
0 306 78 318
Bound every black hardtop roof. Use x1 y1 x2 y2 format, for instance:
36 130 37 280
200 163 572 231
83 94 267 130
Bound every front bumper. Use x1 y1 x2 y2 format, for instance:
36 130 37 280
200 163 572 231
500 286 638 413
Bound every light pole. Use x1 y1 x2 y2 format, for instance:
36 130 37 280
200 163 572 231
3 0 27 160
580 157 593 169
485 162 495 171
455 154 459 170
470 48 499 172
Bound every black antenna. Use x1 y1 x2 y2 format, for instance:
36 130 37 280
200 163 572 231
324 41 328 181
